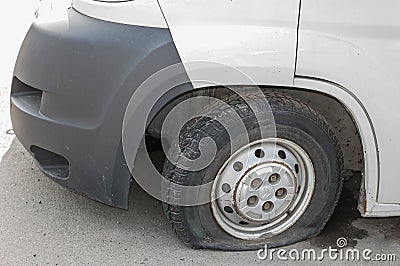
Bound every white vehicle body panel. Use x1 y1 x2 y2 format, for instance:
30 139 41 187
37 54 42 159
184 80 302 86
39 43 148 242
72 0 167 28
297 0 400 210
157 0 300 87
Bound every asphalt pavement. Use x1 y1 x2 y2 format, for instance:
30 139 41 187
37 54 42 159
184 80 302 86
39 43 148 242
0 140 399 265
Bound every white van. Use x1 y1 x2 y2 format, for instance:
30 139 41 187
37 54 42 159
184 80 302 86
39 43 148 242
10 0 400 250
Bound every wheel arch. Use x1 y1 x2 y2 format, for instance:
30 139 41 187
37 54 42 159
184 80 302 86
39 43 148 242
293 76 379 216
140 78 378 216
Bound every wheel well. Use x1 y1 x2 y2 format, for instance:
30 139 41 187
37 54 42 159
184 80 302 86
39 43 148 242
145 86 363 174
276 88 363 173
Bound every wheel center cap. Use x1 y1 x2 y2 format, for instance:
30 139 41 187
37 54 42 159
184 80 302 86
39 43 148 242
258 186 273 201
233 162 299 223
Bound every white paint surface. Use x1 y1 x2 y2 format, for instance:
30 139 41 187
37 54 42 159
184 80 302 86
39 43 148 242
0 1 39 160
158 0 300 87
73 0 167 28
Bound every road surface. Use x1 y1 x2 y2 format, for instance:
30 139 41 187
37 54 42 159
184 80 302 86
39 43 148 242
0 140 398 265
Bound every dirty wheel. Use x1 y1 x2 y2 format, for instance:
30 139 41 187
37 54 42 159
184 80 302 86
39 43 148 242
162 92 343 250
211 138 315 240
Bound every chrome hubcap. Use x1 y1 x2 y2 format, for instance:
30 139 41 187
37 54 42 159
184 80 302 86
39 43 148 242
211 138 315 240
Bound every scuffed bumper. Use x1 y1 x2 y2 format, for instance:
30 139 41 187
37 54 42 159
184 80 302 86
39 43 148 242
11 8 182 208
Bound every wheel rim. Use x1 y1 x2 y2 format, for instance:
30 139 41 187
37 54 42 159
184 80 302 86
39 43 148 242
211 138 315 240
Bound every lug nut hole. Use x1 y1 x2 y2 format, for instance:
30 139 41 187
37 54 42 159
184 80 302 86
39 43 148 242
268 173 280 184
224 206 234 213
250 178 263 189
255 149 265 158
233 161 243 172
262 201 274 212
275 188 287 199
221 183 231 193
278 150 286 159
247 196 259 207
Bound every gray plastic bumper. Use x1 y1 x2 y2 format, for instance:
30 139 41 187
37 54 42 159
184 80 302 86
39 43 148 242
11 8 183 208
